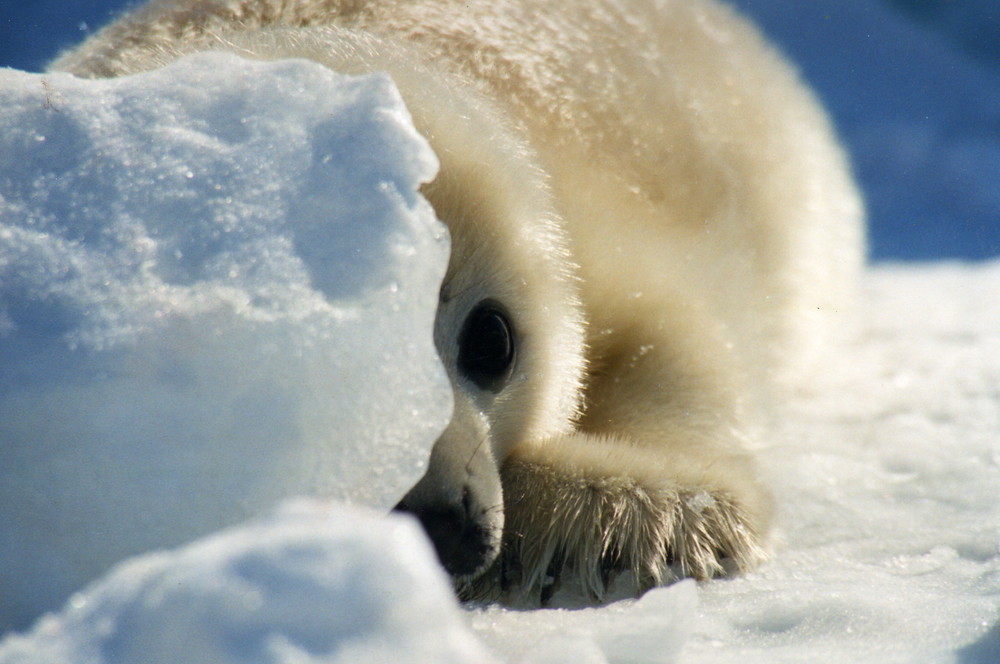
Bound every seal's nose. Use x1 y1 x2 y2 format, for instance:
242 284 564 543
394 486 496 578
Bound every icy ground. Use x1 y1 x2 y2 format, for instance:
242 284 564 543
1 54 998 663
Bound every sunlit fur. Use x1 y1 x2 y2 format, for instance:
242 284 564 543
55 0 864 604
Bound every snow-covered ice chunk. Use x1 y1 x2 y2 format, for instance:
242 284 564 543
0 53 451 630
0 500 498 664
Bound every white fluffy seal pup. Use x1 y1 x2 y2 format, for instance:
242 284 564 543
55 0 864 604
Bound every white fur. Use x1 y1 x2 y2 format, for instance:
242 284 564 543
55 0 864 605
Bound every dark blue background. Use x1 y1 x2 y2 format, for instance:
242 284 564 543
3 0 998 261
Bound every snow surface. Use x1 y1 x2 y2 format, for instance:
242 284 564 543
0 501 497 664
1 46 998 664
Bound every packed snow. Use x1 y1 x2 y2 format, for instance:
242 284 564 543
0 53 451 633
0 501 497 664
0 32 998 664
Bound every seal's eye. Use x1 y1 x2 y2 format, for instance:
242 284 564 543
457 301 515 392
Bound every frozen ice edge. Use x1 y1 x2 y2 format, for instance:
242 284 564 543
0 53 452 633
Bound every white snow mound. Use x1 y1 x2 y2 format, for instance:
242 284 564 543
0 500 497 664
0 53 451 630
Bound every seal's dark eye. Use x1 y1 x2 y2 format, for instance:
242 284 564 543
457 301 515 392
